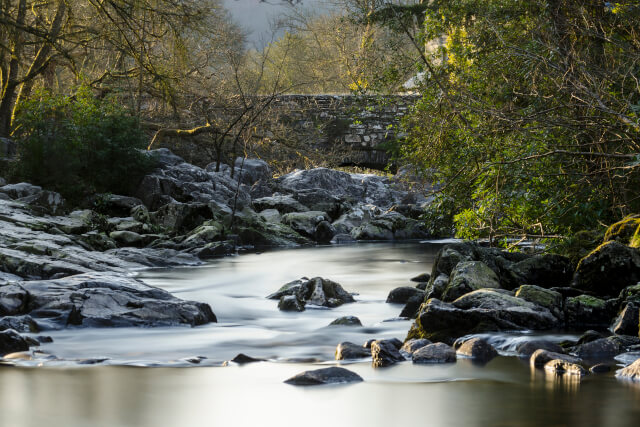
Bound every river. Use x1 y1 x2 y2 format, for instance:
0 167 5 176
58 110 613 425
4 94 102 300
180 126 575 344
1 242 639 426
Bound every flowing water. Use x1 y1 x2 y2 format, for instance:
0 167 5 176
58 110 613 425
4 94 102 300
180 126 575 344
1 242 640 427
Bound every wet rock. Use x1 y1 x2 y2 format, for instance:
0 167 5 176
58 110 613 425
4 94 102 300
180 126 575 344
515 285 563 321
232 207 310 247
590 363 611 373
575 337 622 360
573 241 640 298
191 241 236 259
268 277 355 311
565 295 617 328
400 338 432 355
281 211 329 238
371 339 405 367
364 339 376 349
577 330 605 345
335 342 371 360
516 340 564 358
314 220 335 244
408 290 559 344
386 286 426 304
4 272 216 329
617 358 640 381
412 342 457 364
425 274 449 299
0 315 38 333
330 233 356 244
399 293 426 319
278 295 305 312
36 335 53 343
284 367 363 386
544 360 588 376
456 338 498 362
106 248 201 267
230 353 265 364
411 273 430 283
530 349 581 368
441 261 500 302
329 316 362 326
611 303 639 336
0 329 32 356
253 194 309 214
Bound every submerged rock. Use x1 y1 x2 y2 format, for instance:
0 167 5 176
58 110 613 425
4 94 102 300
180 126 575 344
284 367 363 386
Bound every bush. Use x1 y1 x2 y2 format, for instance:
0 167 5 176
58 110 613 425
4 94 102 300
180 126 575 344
11 87 154 203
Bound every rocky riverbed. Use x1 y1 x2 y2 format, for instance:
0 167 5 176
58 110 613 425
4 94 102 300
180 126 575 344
2 150 640 387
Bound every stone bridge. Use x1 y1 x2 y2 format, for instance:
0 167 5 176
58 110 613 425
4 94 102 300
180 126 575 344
266 95 418 171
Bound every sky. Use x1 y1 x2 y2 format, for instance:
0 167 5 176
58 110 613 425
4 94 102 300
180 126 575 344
222 0 333 47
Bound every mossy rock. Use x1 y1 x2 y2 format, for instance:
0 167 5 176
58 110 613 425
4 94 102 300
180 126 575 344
604 215 640 246
441 261 500 302
573 241 640 297
515 285 563 320
553 230 605 265
565 294 616 328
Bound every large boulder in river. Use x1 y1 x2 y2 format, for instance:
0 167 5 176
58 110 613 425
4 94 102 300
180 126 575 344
515 285 564 321
371 339 405 367
0 272 216 329
335 341 371 360
268 277 355 311
456 337 498 363
564 294 617 328
412 342 457 364
407 290 560 344
441 261 500 302
386 286 426 304
572 241 640 297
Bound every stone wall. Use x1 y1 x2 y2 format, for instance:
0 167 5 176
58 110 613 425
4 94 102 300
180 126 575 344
266 95 418 170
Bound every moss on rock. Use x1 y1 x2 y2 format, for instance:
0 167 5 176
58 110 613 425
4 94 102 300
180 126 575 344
604 216 640 246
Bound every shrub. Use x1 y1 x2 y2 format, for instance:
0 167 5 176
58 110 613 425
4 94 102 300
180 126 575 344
11 87 154 203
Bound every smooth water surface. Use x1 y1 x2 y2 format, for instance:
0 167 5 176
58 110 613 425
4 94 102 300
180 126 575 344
1 242 640 427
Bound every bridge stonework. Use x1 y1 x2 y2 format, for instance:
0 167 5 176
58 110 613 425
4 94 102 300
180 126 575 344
267 95 418 170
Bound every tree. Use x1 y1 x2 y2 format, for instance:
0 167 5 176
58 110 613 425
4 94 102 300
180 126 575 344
352 0 640 243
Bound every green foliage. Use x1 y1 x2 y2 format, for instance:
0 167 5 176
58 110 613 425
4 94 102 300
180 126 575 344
363 0 640 243
11 87 154 203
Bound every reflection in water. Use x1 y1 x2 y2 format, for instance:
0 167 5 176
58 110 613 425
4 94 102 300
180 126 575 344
1 242 639 426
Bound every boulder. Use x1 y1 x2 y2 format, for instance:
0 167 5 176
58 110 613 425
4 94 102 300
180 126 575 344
514 285 564 321
386 286 426 304
292 188 346 220
253 194 309 214
335 341 371 360
544 360 588 376
508 254 573 288
0 329 32 356
258 209 281 223
268 277 355 311
314 220 335 244
619 283 640 305
150 202 214 234
371 339 405 367
2 272 216 329
0 183 42 199
411 273 430 283
109 230 145 247
0 315 38 333
590 363 612 374
412 342 457 364
232 207 310 247
530 349 581 368
329 316 362 326
441 261 500 302
516 340 564 358
230 157 271 186
106 248 201 267
573 241 640 297
574 337 622 360
350 221 394 241
425 274 449 299
400 338 432 355
332 204 381 234
229 353 265 365
616 358 640 381
611 303 639 336
407 290 559 344
399 293 426 319
278 295 305 312
18 190 67 215
284 367 363 386
281 211 329 238
456 337 498 362
565 295 617 328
